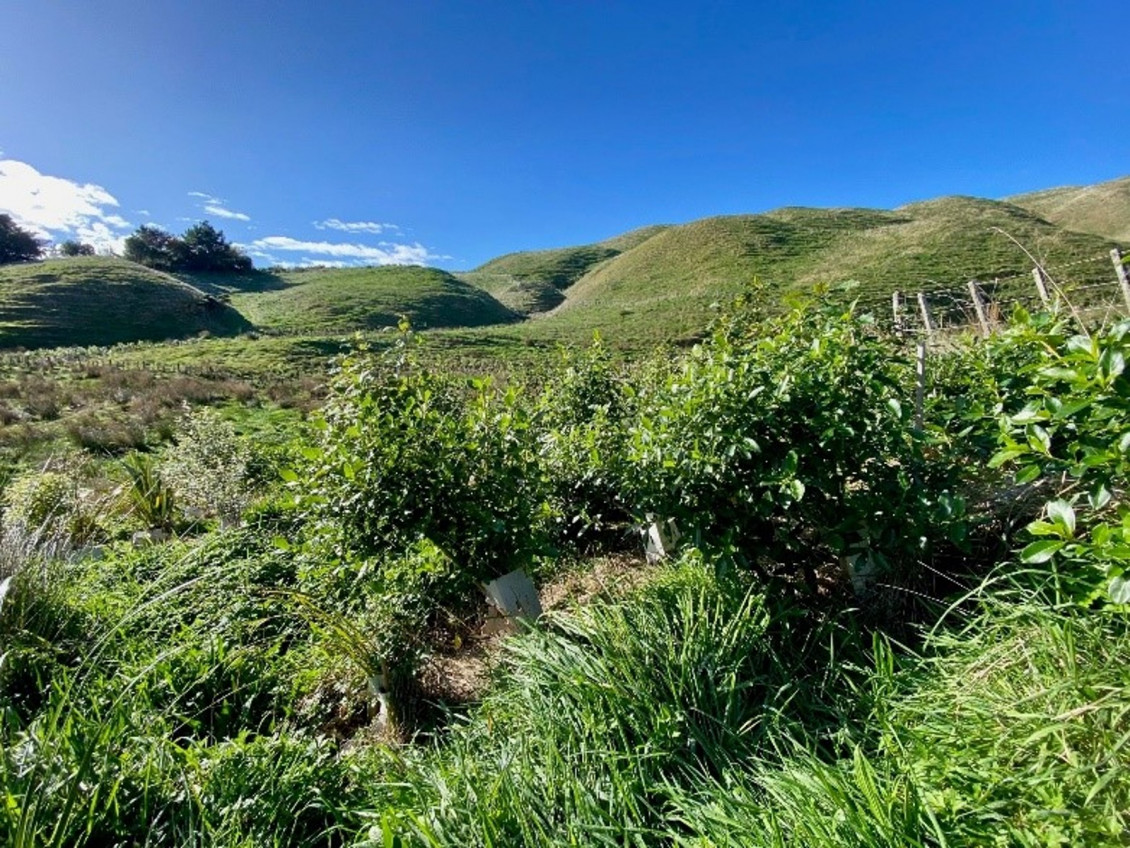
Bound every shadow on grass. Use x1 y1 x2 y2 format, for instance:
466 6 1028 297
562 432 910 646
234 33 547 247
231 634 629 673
176 270 291 296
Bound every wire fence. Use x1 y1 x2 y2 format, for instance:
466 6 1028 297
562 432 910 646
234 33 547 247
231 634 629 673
886 248 1130 346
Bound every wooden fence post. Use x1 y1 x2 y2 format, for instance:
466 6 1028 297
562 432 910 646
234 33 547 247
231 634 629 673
1112 249 1130 313
892 291 903 336
915 340 926 432
916 292 935 339
967 280 991 337
1031 267 1050 306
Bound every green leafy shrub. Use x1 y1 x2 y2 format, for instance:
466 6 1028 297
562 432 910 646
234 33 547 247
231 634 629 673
988 315 1130 603
163 408 251 524
625 297 963 589
296 333 551 584
536 337 636 550
2 471 78 535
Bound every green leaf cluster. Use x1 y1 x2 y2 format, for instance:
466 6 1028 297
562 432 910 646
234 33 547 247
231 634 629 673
987 317 1130 604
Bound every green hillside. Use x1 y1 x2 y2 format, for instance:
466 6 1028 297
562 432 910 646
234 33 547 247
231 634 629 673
0 257 251 349
526 197 1119 343
1008 175 1130 243
230 265 519 335
457 226 672 316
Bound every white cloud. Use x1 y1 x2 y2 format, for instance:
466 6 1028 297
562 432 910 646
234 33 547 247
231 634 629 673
269 258 353 269
203 203 251 221
249 236 437 266
313 218 400 235
0 158 132 253
188 191 250 222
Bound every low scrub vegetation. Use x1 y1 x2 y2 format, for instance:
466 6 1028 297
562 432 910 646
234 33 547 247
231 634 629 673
0 293 1127 846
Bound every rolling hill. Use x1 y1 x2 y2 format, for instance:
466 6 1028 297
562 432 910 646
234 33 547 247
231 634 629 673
0 257 251 349
1008 175 1130 243
456 226 673 316
475 196 1122 344
229 265 519 335
3 176 1126 354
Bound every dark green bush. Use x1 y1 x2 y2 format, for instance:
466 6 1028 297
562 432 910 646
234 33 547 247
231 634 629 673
624 297 964 588
535 337 636 551
986 314 1130 604
296 333 551 585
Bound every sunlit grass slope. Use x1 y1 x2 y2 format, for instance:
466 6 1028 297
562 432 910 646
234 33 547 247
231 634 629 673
229 265 520 335
1009 174 1130 243
522 197 1118 344
0 257 251 349
457 225 672 315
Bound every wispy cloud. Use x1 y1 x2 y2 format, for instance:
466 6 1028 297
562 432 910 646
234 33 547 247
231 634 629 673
204 203 251 221
0 158 132 253
249 236 438 266
313 218 400 235
188 191 251 222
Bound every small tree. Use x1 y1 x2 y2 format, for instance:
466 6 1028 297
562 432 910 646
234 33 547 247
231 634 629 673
58 240 96 257
0 214 44 265
123 225 179 270
176 221 252 273
124 221 252 273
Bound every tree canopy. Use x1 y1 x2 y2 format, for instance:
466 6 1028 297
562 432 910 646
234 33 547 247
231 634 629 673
0 214 45 265
58 240 96 257
123 221 252 273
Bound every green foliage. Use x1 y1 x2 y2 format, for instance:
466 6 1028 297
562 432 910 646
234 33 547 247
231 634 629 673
56 240 95 257
122 224 180 270
176 221 253 273
536 336 635 548
987 315 1130 604
1 470 78 534
163 407 251 523
0 529 90 720
194 731 364 845
122 452 177 530
297 331 551 584
124 221 251 274
0 214 43 265
625 295 963 586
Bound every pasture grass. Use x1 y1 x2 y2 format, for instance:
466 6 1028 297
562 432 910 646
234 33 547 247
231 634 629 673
0 257 251 349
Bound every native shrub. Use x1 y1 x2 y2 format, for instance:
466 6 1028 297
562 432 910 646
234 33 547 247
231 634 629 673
625 296 964 588
536 337 635 550
989 314 1130 604
162 408 251 524
295 331 551 586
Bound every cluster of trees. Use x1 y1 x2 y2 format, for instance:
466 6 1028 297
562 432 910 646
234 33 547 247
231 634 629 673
0 214 45 264
0 214 251 274
123 221 252 273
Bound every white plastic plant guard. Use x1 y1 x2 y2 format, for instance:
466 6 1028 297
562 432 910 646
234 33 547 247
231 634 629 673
644 515 681 563
484 569 542 621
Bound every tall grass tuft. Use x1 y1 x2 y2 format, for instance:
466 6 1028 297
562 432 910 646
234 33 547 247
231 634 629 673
363 556 868 845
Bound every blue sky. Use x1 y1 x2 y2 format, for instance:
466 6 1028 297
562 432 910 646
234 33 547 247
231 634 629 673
1 0 1125 269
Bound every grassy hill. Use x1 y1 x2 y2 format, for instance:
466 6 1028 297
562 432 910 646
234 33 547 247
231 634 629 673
229 265 519 335
0 257 251 349
518 197 1120 344
456 226 673 316
1008 175 1130 243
